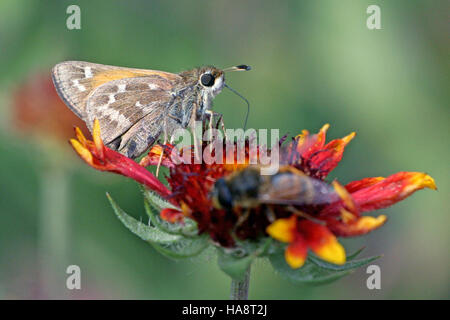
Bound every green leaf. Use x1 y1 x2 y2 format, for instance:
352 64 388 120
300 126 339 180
151 236 209 259
108 192 208 260
269 248 381 285
347 246 366 260
144 198 199 237
141 188 199 237
308 253 381 272
269 251 352 285
106 193 180 243
142 188 179 211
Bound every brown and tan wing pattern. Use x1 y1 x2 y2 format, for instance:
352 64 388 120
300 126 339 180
51 61 181 119
84 76 175 146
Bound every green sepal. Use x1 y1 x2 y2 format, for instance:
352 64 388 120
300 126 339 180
308 253 381 272
141 187 179 211
150 235 209 259
108 192 209 259
142 188 198 237
106 192 180 243
269 248 381 285
346 246 366 260
269 250 351 285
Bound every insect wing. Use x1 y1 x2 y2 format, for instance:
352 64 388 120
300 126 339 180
51 61 180 119
258 171 339 206
84 76 175 146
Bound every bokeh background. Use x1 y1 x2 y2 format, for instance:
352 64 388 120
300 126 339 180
0 0 448 299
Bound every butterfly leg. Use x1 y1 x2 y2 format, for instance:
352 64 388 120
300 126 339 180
204 110 225 156
205 110 226 138
204 110 215 141
214 113 222 129
204 110 214 158
211 112 226 139
213 112 227 141
220 115 227 140
215 113 225 132
191 103 202 163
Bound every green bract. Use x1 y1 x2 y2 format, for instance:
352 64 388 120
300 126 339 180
107 189 379 285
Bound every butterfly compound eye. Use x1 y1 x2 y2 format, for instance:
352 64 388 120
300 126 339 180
200 73 215 87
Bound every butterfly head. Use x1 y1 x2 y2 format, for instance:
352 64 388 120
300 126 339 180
197 66 225 97
197 64 251 98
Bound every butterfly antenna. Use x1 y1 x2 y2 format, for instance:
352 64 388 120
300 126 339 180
225 84 250 131
223 65 252 72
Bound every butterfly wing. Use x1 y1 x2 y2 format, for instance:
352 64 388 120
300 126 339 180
84 76 175 146
51 61 181 119
258 170 339 206
52 61 186 158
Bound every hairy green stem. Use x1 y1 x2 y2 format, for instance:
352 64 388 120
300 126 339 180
230 266 251 300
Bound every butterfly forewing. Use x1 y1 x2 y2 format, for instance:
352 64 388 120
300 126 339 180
51 61 181 119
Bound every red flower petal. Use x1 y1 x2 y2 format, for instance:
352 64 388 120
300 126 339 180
326 212 387 237
295 124 329 160
306 132 355 179
139 145 176 168
350 171 436 212
160 208 184 223
285 236 308 268
70 120 171 197
282 125 356 179
345 177 385 193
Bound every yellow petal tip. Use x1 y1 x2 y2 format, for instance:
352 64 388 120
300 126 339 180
285 250 306 269
92 119 103 152
422 174 437 190
70 139 93 164
356 215 387 231
74 127 87 145
266 216 297 243
405 173 437 193
320 123 330 133
315 240 346 265
342 132 356 144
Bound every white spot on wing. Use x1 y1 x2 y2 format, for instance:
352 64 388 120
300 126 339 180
96 104 131 127
148 83 159 90
84 67 93 79
118 84 126 93
135 101 143 107
72 79 86 92
108 94 116 104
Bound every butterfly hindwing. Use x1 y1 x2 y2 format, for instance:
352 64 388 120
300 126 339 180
85 76 175 145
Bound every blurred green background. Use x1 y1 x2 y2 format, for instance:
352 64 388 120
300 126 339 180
0 0 448 299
